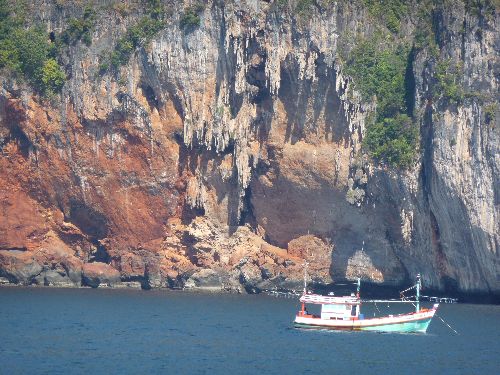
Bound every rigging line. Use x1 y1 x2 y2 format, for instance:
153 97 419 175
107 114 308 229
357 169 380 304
400 294 416 309
399 285 417 294
435 313 459 335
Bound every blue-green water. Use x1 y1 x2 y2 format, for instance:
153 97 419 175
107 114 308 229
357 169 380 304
0 287 498 374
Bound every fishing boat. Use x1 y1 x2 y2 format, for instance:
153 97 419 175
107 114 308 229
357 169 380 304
294 268 439 333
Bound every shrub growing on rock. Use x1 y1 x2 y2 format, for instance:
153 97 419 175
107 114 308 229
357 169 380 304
344 36 409 119
434 59 465 106
362 0 408 33
364 114 418 169
41 58 66 94
345 34 417 168
100 0 167 72
61 5 96 46
180 3 205 32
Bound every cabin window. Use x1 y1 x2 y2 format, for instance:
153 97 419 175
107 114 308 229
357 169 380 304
351 305 357 316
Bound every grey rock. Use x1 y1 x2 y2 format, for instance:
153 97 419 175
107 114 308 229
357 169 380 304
184 269 224 291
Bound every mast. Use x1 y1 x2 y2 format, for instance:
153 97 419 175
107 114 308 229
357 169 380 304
416 273 421 313
356 277 361 316
303 260 308 295
300 260 309 315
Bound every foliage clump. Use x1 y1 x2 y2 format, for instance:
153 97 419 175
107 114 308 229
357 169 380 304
362 0 408 33
463 0 499 20
180 2 205 32
364 114 418 169
111 17 165 69
100 0 167 72
344 35 416 168
344 38 410 119
0 0 65 95
40 58 66 93
61 5 96 46
434 59 465 106
295 0 315 17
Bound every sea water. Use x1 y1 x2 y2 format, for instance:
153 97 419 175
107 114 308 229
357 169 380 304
0 287 498 374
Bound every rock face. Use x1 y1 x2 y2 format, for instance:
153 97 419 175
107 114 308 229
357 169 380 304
0 1 498 297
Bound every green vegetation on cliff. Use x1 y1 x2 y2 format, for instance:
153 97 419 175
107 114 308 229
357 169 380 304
99 0 167 73
60 5 96 46
180 2 205 32
111 16 165 70
484 103 497 126
434 59 465 105
362 0 408 33
344 38 410 119
295 0 315 17
364 114 418 168
0 0 65 95
339 0 421 169
342 0 498 168
344 35 416 168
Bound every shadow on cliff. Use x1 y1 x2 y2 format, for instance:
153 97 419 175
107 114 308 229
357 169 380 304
279 53 350 145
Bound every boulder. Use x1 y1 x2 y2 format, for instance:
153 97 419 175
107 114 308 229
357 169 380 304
34 268 78 287
82 262 121 288
33 232 83 287
238 262 263 292
0 250 43 284
184 269 220 290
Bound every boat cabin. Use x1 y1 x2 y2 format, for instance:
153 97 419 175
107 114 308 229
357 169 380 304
299 293 361 320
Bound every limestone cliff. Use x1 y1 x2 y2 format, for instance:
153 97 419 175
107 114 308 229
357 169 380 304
0 0 498 298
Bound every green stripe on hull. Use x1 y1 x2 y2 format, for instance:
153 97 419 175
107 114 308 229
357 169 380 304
294 318 432 333
359 318 432 333
294 323 352 331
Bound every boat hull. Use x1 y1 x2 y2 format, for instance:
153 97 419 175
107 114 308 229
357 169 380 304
294 309 436 333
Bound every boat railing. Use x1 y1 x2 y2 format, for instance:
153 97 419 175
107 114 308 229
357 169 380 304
420 295 458 303
263 289 301 298
300 294 360 305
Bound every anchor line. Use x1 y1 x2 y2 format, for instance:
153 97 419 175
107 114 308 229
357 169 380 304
400 290 457 334
435 313 459 335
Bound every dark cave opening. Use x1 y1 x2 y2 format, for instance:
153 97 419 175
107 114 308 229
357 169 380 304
68 199 108 240
140 83 159 111
8 124 32 158
88 240 111 264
